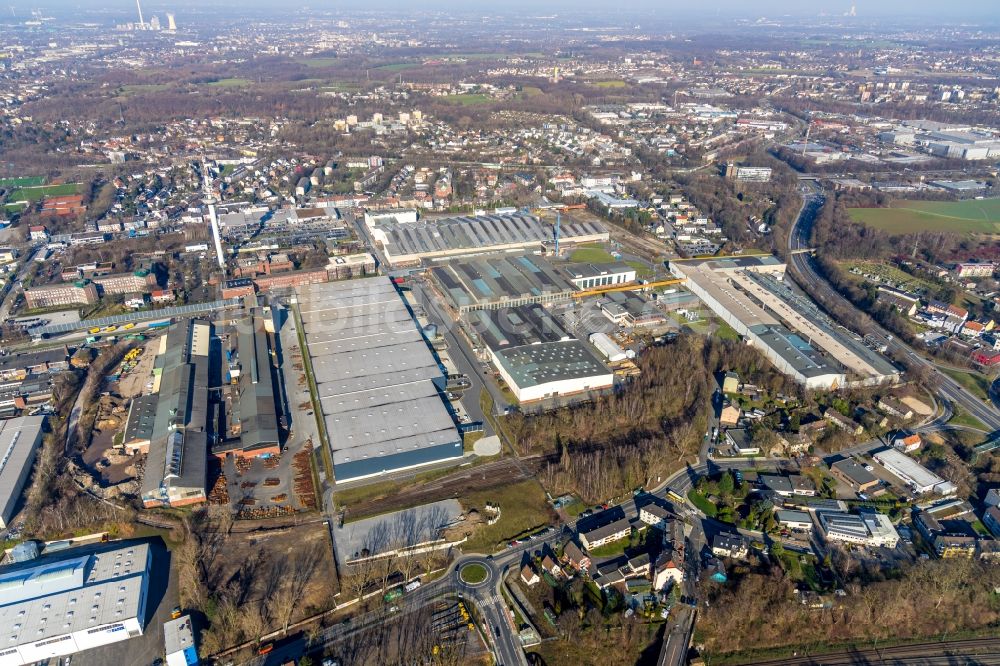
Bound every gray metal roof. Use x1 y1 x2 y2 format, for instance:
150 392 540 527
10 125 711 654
493 340 611 390
140 321 210 503
33 299 243 337
296 278 461 477
235 316 279 452
122 394 158 446
0 542 150 648
0 416 44 526
430 254 576 311
375 214 608 262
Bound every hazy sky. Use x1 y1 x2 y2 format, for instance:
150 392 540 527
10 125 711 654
23 0 1000 20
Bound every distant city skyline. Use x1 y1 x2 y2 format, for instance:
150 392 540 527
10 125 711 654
16 0 1000 20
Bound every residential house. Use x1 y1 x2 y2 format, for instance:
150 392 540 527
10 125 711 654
151 289 175 304
652 552 684 591
711 533 747 559
977 539 1000 562
985 489 1000 509
562 541 591 572
984 506 1000 539
877 397 914 421
626 553 650 577
823 409 864 436
540 554 562 578
971 349 1000 367
783 432 811 455
927 300 968 321
893 433 922 452
520 563 540 586
876 287 919 317
933 534 977 559
719 404 741 427
830 459 880 493
578 516 631 551
638 500 673 530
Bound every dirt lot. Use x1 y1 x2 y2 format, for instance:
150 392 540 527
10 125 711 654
81 394 136 485
210 521 338 611
117 338 159 398
207 444 319 519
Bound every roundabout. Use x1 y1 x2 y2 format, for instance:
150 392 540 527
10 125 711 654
458 561 492 587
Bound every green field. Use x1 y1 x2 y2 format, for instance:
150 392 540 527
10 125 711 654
295 57 339 68
0 176 45 188
461 479 552 552
940 367 993 403
948 407 987 432
848 199 1000 235
441 93 494 106
590 79 628 88
206 78 251 88
9 183 80 203
569 244 617 264
459 563 488 584
117 83 173 96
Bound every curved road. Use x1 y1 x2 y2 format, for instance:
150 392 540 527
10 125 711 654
787 185 1000 434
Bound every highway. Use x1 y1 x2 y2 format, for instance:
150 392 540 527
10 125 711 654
787 185 1000 434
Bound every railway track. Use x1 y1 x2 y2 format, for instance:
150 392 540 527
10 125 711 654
743 637 1000 666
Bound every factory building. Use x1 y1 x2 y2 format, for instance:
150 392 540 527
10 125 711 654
562 262 636 290
0 542 152 665
819 511 899 548
295 278 463 483
0 416 45 530
429 254 576 313
368 213 608 266
670 257 899 389
873 448 957 496
227 315 280 457
469 304 613 403
139 320 212 508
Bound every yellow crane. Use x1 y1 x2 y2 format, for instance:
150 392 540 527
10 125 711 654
571 277 685 299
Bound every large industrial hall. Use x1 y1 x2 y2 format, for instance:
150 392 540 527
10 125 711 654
295 277 463 483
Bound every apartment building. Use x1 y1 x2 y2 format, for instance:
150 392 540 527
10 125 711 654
92 269 158 295
24 281 99 309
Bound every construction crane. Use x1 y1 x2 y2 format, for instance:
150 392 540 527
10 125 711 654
554 211 561 256
572 277 685 299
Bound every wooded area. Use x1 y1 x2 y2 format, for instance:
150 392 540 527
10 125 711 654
506 335 799 503
697 558 1000 659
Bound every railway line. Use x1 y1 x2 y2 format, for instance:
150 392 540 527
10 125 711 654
743 637 1000 666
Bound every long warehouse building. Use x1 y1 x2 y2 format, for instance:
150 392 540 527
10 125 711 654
368 213 609 266
670 256 898 389
296 277 463 483
0 416 45 530
139 320 212 508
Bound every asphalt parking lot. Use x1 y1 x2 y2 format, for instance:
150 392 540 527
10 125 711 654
71 538 178 666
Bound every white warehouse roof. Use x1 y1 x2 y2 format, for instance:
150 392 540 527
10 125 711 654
873 448 953 494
